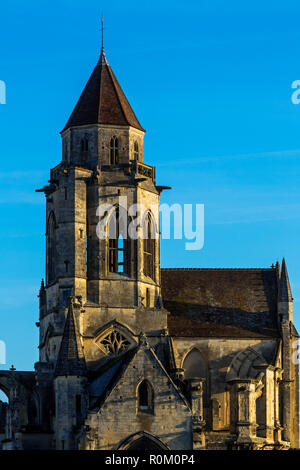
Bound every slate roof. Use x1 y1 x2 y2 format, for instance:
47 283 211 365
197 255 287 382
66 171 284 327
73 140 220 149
54 300 87 377
88 347 137 410
161 268 280 338
88 340 190 412
61 48 145 133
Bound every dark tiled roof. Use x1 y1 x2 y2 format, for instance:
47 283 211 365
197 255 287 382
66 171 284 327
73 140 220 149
161 268 280 338
54 301 87 377
88 347 137 411
61 49 145 133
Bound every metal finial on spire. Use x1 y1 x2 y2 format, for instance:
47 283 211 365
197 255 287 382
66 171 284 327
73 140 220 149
98 15 108 65
101 15 105 52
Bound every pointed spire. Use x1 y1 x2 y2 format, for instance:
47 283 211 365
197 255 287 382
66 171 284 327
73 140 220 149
278 258 293 302
39 278 45 297
38 278 46 307
54 298 87 377
98 46 108 66
61 30 144 133
275 261 281 284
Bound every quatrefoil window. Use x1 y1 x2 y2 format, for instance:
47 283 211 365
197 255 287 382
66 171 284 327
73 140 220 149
98 329 132 356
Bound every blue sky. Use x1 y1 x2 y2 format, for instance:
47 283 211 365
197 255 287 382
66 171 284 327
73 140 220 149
0 0 300 376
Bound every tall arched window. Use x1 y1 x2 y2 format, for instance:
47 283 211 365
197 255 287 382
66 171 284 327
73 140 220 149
47 212 56 284
110 136 119 164
108 207 130 275
134 141 139 160
143 212 155 279
183 348 208 405
137 380 154 413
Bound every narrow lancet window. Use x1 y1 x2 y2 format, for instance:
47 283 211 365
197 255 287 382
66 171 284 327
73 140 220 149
108 207 130 275
143 212 155 279
138 380 154 413
81 137 88 152
110 136 119 164
134 141 139 160
47 212 56 284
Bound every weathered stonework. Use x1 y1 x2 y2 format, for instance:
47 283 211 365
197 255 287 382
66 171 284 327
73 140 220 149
0 44 298 451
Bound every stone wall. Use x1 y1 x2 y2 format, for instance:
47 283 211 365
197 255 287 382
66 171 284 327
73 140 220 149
84 344 192 450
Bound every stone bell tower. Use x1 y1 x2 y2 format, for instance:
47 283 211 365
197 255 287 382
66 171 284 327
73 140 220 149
36 44 168 368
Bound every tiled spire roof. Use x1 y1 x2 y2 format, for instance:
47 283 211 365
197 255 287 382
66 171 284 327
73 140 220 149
61 48 145 133
54 298 87 377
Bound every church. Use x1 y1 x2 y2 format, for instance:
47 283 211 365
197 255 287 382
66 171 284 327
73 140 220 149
0 38 299 451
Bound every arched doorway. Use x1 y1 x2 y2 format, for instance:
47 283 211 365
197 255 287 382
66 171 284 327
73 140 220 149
117 432 169 451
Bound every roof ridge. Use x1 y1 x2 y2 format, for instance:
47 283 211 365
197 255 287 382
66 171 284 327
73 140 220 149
90 345 140 412
147 346 190 409
160 267 274 271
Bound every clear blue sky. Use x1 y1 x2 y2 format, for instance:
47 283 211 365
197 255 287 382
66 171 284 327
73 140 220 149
0 0 300 373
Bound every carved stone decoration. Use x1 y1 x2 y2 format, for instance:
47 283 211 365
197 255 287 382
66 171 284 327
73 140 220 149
95 327 134 357
100 331 130 355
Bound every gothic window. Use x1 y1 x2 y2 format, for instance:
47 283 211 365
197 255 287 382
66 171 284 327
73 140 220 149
137 380 154 413
63 140 68 162
143 212 155 279
212 398 221 431
118 434 168 450
64 260 70 273
134 141 139 160
86 218 89 277
76 395 81 415
47 212 56 284
183 348 208 405
45 337 51 362
110 136 119 164
81 136 89 152
62 288 71 307
108 207 130 275
99 330 131 356
94 324 136 358
76 394 83 426
146 288 150 307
